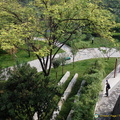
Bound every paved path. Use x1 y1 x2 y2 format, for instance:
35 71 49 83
94 65 120 120
32 38 120 71
27 47 120 72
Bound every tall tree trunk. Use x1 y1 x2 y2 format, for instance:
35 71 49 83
36 55 48 76
36 54 52 76
45 49 53 76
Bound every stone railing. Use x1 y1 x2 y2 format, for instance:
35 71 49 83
111 95 120 120
61 73 78 101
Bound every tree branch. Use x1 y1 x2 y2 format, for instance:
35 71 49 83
52 23 91 59
60 18 90 22
2 7 23 23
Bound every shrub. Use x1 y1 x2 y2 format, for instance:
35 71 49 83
84 33 92 41
0 63 58 120
75 41 90 49
112 32 120 40
0 81 6 92
72 60 105 120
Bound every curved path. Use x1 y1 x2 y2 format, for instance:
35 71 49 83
28 47 120 72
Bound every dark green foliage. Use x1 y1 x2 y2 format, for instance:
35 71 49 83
0 49 7 54
74 41 90 49
112 33 120 40
0 66 6 91
0 63 58 120
102 0 120 32
52 58 61 79
0 66 6 95
18 0 34 5
103 0 120 22
66 34 90 49
52 58 61 69
0 65 5 81
72 60 105 120
84 33 92 41
0 81 6 91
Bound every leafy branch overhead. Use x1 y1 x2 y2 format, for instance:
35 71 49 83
0 0 116 76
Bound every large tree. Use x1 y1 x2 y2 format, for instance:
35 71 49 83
0 0 116 76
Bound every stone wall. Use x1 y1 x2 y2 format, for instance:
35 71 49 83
58 71 70 86
111 95 120 120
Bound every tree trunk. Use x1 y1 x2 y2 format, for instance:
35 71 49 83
36 54 52 76
56 69 58 79
73 56 75 68
28 50 31 57
62 65 64 75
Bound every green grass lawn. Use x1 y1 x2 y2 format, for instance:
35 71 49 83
0 49 37 68
67 35 120 49
0 43 64 68
85 37 118 48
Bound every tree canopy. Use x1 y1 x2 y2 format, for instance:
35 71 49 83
0 0 116 76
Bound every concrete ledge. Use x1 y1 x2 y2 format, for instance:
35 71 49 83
58 71 70 86
62 73 78 101
51 73 78 120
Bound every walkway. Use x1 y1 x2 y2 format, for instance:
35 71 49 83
28 47 120 72
94 65 120 120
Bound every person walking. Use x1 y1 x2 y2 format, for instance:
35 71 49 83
105 80 110 97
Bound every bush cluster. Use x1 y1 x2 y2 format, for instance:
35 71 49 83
112 33 120 40
74 41 90 49
72 60 105 120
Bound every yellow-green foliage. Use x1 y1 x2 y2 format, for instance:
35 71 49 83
0 0 116 51
0 0 117 76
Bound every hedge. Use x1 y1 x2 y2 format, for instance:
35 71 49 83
72 60 105 120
